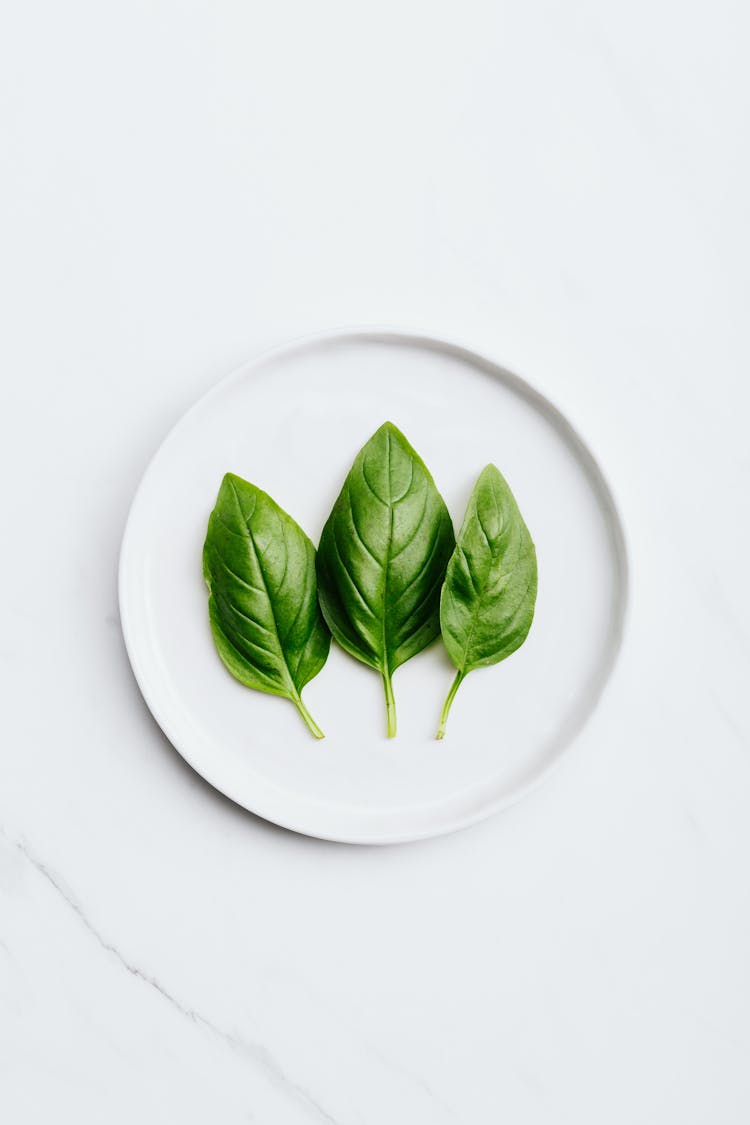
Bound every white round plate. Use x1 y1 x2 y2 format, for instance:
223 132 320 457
120 329 628 844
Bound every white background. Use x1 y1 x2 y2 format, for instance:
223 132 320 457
1 2 749 1122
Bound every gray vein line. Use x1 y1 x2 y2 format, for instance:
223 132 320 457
711 694 750 752
10 835 340 1125
365 1041 459 1122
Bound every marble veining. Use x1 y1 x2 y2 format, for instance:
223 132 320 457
5 830 340 1125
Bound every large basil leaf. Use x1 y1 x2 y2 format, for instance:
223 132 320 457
437 464 537 738
203 473 331 738
316 422 455 737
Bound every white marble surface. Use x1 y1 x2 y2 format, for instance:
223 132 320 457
1 2 749 1121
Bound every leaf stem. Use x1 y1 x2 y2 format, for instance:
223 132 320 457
382 671 397 739
436 670 465 740
292 694 325 740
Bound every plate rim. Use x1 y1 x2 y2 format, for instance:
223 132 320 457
118 325 630 844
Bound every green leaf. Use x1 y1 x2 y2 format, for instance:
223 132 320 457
437 464 537 739
316 422 455 737
203 473 331 738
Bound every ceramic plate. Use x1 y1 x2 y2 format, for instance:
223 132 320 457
119 329 628 843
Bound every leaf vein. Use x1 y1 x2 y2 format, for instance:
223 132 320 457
347 482 383 566
390 488 429 561
212 555 266 598
331 522 379 622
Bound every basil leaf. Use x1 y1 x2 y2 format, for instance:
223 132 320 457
203 473 331 739
316 422 455 738
437 464 537 738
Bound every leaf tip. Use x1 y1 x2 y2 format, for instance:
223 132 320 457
376 419 407 442
220 470 244 492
